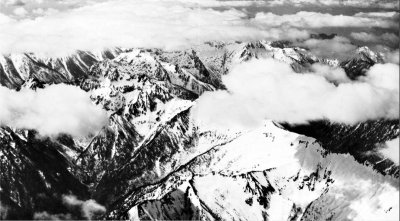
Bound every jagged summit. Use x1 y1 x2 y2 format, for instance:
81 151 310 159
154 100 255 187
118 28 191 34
0 40 398 220
0 48 122 89
0 40 384 90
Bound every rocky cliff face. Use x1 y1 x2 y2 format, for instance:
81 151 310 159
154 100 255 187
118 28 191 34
0 41 397 220
0 49 122 89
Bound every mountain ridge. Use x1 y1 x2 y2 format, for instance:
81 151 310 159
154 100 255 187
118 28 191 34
0 40 398 220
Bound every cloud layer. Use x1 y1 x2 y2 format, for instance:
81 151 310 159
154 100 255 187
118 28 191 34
0 0 273 55
381 138 400 165
33 195 106 220
0 84 107 137
63 195 106 220
253 11 398 29
0 0 398 55
192 59 399 130
267 0 398 8
299 36 358 59
351 32 399 45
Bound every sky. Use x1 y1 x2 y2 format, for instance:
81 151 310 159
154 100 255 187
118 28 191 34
0 0 398 55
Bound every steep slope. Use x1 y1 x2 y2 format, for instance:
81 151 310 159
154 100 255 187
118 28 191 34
0 40 398 220
0 49 121 89
0 127 89 219
340 46 384 80
193 40 319 75
282 120 400 177
105 121 399 220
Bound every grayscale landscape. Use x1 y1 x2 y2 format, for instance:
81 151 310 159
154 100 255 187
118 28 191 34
0 0 399 220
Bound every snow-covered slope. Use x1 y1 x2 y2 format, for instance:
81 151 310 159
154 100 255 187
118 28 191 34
0 40 398 220
0 48 121 89
107 121 398 220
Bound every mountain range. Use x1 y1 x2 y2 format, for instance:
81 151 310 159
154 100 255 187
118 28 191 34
0 40 398 220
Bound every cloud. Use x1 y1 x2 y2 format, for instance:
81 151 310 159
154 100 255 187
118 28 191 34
13 7 27 16
359 63 400 91
33 211 72 220
351 32 399 44
0 0 397 56
266 0 398 9
253 11 398 28
0 0 106 16
298 36 357 59
373 46 400 64
62 195 106 220
346 181 399 221
33 195 106 220
354 11 399 18
0 203 9 220
0 84 107 137
3 0 25 6
310 63 351 84
32 7 59 16
379 138 399 165
0 0 275 55
384 50 400 64
192 59 399 130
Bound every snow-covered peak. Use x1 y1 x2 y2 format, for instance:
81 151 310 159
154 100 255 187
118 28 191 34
356 46 383 63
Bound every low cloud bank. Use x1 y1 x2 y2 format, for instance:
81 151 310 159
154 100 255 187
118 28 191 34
0 84 107 137
351 32 399 45
0 0 299 55
269 0 398 8
380 138 399 165
33 195 106 220
384 49 400 64
192 59 399 130
0 0 398 56
63 195 106 220
33 211 72 220
310 63 351 84
253 11 398 29
298 36 357 59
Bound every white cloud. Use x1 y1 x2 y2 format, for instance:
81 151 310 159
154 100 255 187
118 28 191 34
13 7 27 16
0 0 397 56
0 13 13 24
299 36 357 59
267 0 398 9
33 195 106 220
0 0 277 55
62 195 106 220
354 11 399 18
0 84 107 137
31 8 44 14
33 211 72 220
346 181 399 221
385 50 400 64
373 46 400 64
3 0 25 6
253 11 398 29
359 63 400 91
31 7 58 16
379 138 399 165
192 59 399 130
351 32 399 44
0 203 9 220
310 63 351 83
